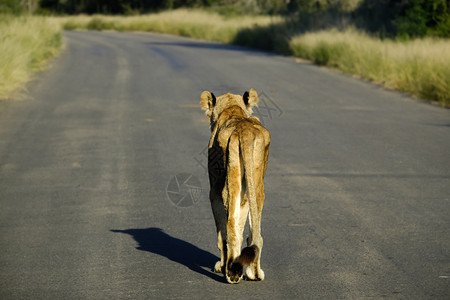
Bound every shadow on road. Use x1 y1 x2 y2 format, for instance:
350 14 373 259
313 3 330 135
144 41 275 57
111 227 224 282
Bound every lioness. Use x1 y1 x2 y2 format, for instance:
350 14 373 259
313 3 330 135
200 89 270 284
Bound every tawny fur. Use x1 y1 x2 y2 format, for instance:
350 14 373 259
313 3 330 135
200 89 270 284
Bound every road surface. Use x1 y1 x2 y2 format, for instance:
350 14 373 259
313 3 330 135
1 31 449 298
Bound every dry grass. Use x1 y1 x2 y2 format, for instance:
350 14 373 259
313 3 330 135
0 15 63 100
290 28 450 106
2 10 448 106
58 9 282 44
1 10 279 100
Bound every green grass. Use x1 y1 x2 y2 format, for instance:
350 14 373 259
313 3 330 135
289 28 450 106
0 15 63 100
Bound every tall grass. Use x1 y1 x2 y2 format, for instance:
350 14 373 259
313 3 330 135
0 16 63 100
60 11 449 106
290 28 450 106
59 9 283 44
1 10 448 106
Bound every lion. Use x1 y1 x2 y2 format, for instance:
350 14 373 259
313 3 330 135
200 89 270 284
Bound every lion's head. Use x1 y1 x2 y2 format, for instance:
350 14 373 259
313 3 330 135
200 89 259 124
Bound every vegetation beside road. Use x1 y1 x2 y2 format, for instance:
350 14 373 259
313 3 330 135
60 9 282 44
56 10 450 106
1 0 449 105
289 28 450 106
0 15 62 100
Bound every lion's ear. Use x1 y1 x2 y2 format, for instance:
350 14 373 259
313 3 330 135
200 91 216 114
243 89 259 107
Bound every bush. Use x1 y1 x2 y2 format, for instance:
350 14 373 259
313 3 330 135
393 0 450 38
0 0 25 14
355 0 450 38
289 28 450 106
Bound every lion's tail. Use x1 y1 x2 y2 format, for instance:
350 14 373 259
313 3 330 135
237 129 263 267
228 245 258 280
237 245 259 266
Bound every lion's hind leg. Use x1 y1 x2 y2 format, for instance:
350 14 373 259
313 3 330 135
244 134 266 281
244 214 264 281
244 244 264 281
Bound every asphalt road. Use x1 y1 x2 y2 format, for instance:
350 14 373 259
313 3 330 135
0 31 449 299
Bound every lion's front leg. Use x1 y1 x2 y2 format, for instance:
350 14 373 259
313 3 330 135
214 230 226 273
210 191 227 274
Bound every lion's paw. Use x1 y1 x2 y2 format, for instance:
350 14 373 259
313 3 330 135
245 266 255 280
214 261 224 273
226 262 244 284
258 269 265 281
245 267 264 281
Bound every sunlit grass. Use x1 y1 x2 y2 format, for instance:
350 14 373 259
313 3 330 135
60 10 448 105
290 28 450 106
2 10 448 106
0 15 63 100
58 9 283 44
